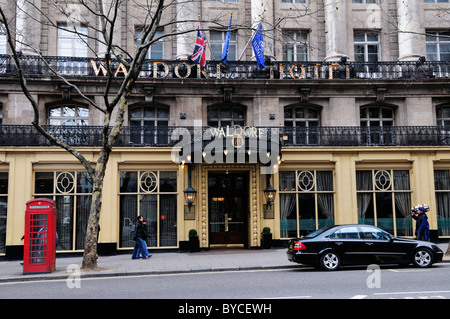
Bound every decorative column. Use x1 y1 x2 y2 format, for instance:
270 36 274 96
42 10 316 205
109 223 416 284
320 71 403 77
323 0 348 61
176 0 200 60
397 0 424 61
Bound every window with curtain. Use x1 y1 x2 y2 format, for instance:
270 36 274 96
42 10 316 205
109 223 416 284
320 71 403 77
434 170 450 237
436 104 450 126
0 172 8 254
356 169 412 236
279 170 335 238
119 171 177 248
34 171 93 251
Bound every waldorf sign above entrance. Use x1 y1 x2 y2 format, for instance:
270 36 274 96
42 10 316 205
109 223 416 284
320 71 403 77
170 126 281 174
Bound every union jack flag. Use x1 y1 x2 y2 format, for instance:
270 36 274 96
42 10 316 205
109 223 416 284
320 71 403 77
190 23 207 67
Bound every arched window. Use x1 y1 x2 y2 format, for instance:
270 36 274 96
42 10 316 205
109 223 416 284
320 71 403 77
360 105 394 128
207 104 246 127
360 104 395 145
284 104 320 128
129 104 169 145
283 104 321 145
48 104 89 125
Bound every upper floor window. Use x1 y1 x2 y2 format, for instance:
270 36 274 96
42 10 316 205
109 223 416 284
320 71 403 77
136 29 164 59
354 32 380 63
48 104 89 126
57 26 88 57
425 0 449 3
284 105 320 127
282 0 307 3
436 104 450 125
129 105 169 145
426 31 450 61
353 0 377 3
207 105 246 127
360 105 394 127
282 30 309 61
0 26 6 54
210 31 237 62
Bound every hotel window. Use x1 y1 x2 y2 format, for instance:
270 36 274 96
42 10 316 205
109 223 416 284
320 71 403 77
129 104 169 145
279 170 335 238
281 0 307 3
207 104 246 127
353 0 377 3
210 31 237 62
356 169 412 237
436 104 450 126
48 104 89 126
136 29 164 59
284 105 320 145
57 25 88 75
119 171 178 248
34 171 93 251
426 31 450 62
360 105 394 145
282 31 309 61
0 26 6 54
0 172 8 254
434 170 450 237
354 32 380 76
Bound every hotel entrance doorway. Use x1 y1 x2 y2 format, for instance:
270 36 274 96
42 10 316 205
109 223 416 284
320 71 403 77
208 172 249 247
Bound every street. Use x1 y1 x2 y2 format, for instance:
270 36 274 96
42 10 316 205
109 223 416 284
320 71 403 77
1 263 449 300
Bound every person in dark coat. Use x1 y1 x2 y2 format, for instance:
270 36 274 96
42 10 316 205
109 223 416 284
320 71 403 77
131 216 151 259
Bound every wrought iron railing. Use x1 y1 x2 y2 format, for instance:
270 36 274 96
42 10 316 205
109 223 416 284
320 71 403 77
0 54 449 80
1 125 450 147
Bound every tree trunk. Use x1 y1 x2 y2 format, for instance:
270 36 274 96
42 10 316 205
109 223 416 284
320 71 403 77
81 150 110 270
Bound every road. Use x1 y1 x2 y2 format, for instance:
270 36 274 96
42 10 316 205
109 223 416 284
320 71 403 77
1 263 449 300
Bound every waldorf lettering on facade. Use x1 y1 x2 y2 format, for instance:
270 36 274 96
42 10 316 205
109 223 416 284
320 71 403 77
170 126 281 173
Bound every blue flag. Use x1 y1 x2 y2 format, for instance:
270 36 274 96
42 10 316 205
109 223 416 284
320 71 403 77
221 15 232 64
252 23 265 70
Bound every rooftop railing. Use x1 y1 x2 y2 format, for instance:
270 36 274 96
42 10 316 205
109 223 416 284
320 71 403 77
0 54 448 80
1 125 450 148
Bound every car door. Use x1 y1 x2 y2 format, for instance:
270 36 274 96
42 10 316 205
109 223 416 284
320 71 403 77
360 225 403 263
328 226 367 264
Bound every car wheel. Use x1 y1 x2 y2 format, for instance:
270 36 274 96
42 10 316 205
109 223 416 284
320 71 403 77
320 251 341 271
412 248 433 268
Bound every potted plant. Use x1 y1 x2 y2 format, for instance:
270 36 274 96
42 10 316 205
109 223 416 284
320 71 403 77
188 229 200 252
261 227 272 249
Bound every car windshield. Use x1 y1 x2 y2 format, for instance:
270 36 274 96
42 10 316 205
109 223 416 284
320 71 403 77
304 226 333 238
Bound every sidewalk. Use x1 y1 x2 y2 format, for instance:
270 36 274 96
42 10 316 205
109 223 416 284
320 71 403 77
1 243 449 283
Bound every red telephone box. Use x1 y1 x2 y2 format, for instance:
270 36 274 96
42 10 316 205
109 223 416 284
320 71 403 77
23 198 57 274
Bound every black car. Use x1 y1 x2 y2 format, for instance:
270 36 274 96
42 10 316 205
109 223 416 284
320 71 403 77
287 224 444 271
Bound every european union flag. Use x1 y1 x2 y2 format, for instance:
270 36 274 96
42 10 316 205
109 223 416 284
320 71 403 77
252 23 264 70
221 15 232 64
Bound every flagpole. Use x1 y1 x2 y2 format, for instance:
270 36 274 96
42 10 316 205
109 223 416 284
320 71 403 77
238 20 261 61
198 15 215 61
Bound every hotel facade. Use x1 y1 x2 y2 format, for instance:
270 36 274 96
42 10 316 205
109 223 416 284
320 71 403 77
1 0 450 258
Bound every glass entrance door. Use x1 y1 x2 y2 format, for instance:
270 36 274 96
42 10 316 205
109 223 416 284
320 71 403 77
208 172 248 246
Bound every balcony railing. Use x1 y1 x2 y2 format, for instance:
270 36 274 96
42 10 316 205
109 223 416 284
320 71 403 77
1 125 450 148
0 54 449 80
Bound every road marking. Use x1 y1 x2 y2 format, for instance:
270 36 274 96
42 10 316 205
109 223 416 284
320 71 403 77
374 290 450 296
350 295 367 299
388 269 431 273
259 296 311 299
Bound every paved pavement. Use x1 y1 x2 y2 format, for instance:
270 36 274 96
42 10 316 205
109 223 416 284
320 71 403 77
1 243 449 283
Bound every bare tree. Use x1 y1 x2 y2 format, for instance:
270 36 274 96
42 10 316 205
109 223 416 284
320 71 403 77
0 0 276 270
